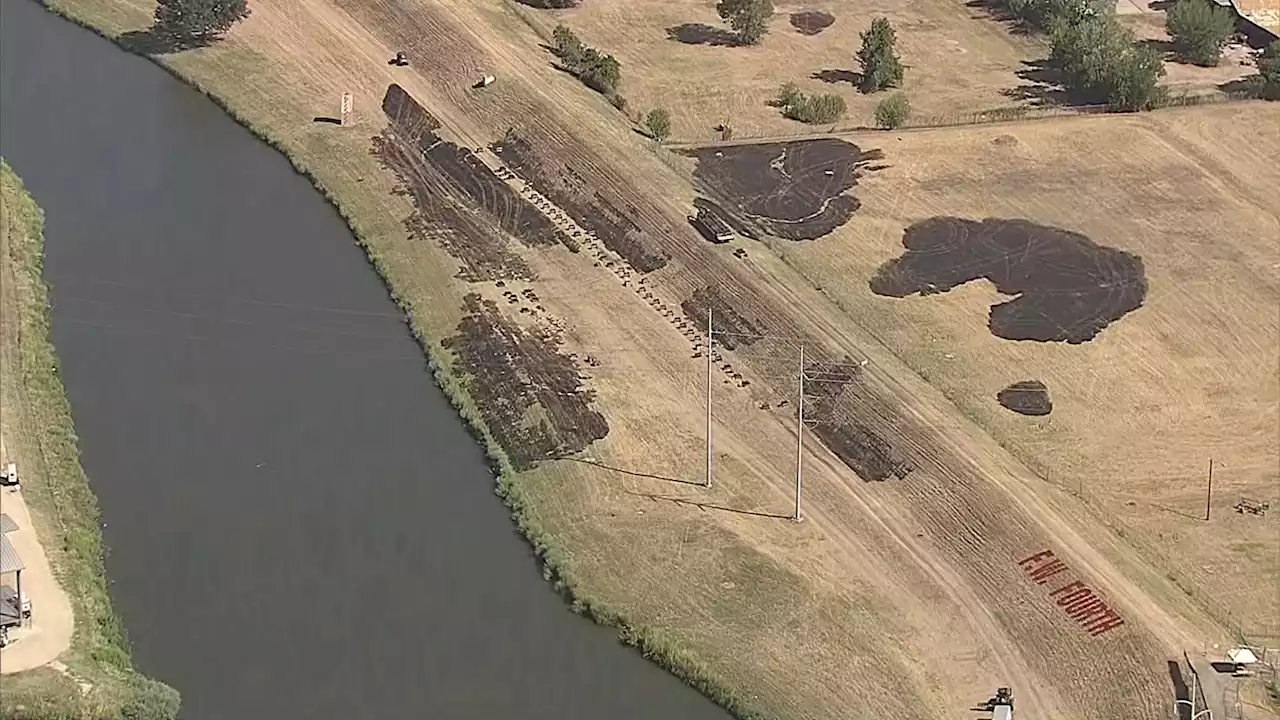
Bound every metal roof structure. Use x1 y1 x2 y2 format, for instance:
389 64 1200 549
0 535 24 575
0 514 17 533
1233 0 1280 37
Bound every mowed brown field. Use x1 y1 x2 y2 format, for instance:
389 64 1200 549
44 0 1268 718
510 0 1041 139
780 103 1280 639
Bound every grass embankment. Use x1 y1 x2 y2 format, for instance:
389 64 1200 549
0 161 179 718
33 2 771 717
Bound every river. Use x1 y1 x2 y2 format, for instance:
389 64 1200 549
0 1 729 718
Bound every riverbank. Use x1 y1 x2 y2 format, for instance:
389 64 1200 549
0 160 179 719
32 1 760 716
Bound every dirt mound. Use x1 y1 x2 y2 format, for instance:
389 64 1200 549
491 130 669 273
443 295 609 471
998 380 1053 416
790 10 835 35
870 217 1147 343
684 140 883 240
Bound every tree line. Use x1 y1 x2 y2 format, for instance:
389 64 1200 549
551 25 627 110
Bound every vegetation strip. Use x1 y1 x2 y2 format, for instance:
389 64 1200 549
0 160 179 719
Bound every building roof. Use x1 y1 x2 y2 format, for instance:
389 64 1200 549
0 514 16 533
0 535 23 574
1232 0 1280 36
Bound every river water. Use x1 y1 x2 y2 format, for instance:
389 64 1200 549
0 2 728 718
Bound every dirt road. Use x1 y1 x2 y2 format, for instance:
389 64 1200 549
0 483 74 674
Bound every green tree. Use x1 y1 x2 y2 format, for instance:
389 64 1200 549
552 24 585 66
154 0 250 44
874 93 912 128
644 108 672 141
857 18 904 93
716 0 775 45
1256 41 1280 99
1166 0 1237 66
1050 15 1165 109
1106 42 1166 110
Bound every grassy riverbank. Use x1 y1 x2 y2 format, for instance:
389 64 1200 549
0 161 179 718
31 1 769 717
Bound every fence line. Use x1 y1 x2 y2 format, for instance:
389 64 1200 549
664 89 1264 147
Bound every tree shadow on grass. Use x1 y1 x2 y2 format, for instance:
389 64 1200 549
1001 59 1104 106
119 28 215 55
1141 37 1180 61
812 68 861 85
964 0 1039 35
1218 75 1265 96
665 23 743 47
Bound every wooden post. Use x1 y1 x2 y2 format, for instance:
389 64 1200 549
340 93 353 127
1204 457 1214 521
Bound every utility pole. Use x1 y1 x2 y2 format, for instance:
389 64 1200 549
794 344 804 522
1204 457 1213 521
706 308 713 489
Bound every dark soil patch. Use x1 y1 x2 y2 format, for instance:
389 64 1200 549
870 217 1147 344
680 287 764 350
998 380 1053 416
380 85 561 248
491 130 670 273
443 294 609 471
665 23 742 46
790 10 835 35
683 139 884 240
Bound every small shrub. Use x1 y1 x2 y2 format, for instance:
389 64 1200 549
781 91 846 123
775 82 803 108
1260 41 1280 100
121 675 182 720
643 107 672 141
874 93 911 128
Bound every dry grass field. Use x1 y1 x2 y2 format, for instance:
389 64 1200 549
779 103 1280 640
40 0 1278 718
510 0 1042 138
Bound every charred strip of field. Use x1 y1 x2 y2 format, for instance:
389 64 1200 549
681 286 764 350
491 130 670 273
373 134 534 282
442 294 609 471
799 361 913 482
381 85 562 250
871 217 1148 343
684 139 884 241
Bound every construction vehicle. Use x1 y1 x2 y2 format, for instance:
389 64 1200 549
991 687 1013 720
688 206 733 243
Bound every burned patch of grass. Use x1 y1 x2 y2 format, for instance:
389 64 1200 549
870 217 1147 343
491 130 670 273
442 294 608 470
